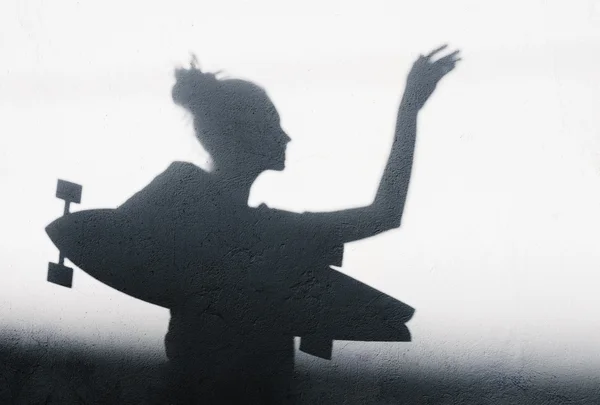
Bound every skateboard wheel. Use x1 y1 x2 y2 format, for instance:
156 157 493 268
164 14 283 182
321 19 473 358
56 179 82 204
47 262 73 288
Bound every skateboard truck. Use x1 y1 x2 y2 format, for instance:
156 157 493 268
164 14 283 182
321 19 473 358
47 179 82 288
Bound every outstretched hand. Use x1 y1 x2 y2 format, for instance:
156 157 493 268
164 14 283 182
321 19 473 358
404 45 461 110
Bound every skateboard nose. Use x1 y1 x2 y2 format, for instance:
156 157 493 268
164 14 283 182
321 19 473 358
45 218 59 243
46 216 66 248
46 215 83 259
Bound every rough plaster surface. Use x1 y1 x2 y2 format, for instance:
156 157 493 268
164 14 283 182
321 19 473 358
2 0 600 403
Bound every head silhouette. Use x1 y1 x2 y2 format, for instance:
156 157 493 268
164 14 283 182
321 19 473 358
172 59 291 177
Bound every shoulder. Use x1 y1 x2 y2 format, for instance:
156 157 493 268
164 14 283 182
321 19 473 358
255 204 323 233
167 160 204 175
256 204 344 264
118 161 208 211
256 203 303 220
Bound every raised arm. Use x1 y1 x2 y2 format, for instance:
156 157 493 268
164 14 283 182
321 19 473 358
303 46 461 244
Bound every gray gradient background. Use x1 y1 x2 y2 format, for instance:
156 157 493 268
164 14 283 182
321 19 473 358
1 1 600 403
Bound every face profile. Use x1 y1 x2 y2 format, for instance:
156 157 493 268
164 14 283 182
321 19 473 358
232 98 291 173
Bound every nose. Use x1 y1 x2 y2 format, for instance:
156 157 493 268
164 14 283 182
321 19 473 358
282 131 291 144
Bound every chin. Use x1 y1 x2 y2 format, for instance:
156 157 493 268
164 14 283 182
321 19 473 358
272 162 285 171
269 155 286 171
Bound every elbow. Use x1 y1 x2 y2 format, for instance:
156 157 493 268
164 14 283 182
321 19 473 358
384 204 403 230
375 212 402 233
369 203 403 232
388 214 402 230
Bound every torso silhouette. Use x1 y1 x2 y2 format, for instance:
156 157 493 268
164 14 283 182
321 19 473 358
118 161 344 403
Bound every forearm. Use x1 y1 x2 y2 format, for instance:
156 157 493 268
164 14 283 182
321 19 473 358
372 97 419 226
301 46 458 244
303 99 419 243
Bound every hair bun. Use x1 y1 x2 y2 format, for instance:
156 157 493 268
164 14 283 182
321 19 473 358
172 57 221 113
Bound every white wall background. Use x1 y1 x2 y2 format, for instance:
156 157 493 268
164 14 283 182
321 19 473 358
1 0 599 387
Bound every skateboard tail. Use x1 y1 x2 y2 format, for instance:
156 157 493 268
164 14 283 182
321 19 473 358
46 209 176 308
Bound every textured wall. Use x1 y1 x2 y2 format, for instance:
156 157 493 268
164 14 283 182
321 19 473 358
1 1 600 403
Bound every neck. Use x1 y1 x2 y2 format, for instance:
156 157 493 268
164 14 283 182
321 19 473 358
212 165 261 203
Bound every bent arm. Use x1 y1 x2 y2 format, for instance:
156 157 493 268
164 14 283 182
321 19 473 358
304 46 460 245
303 97 418 243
